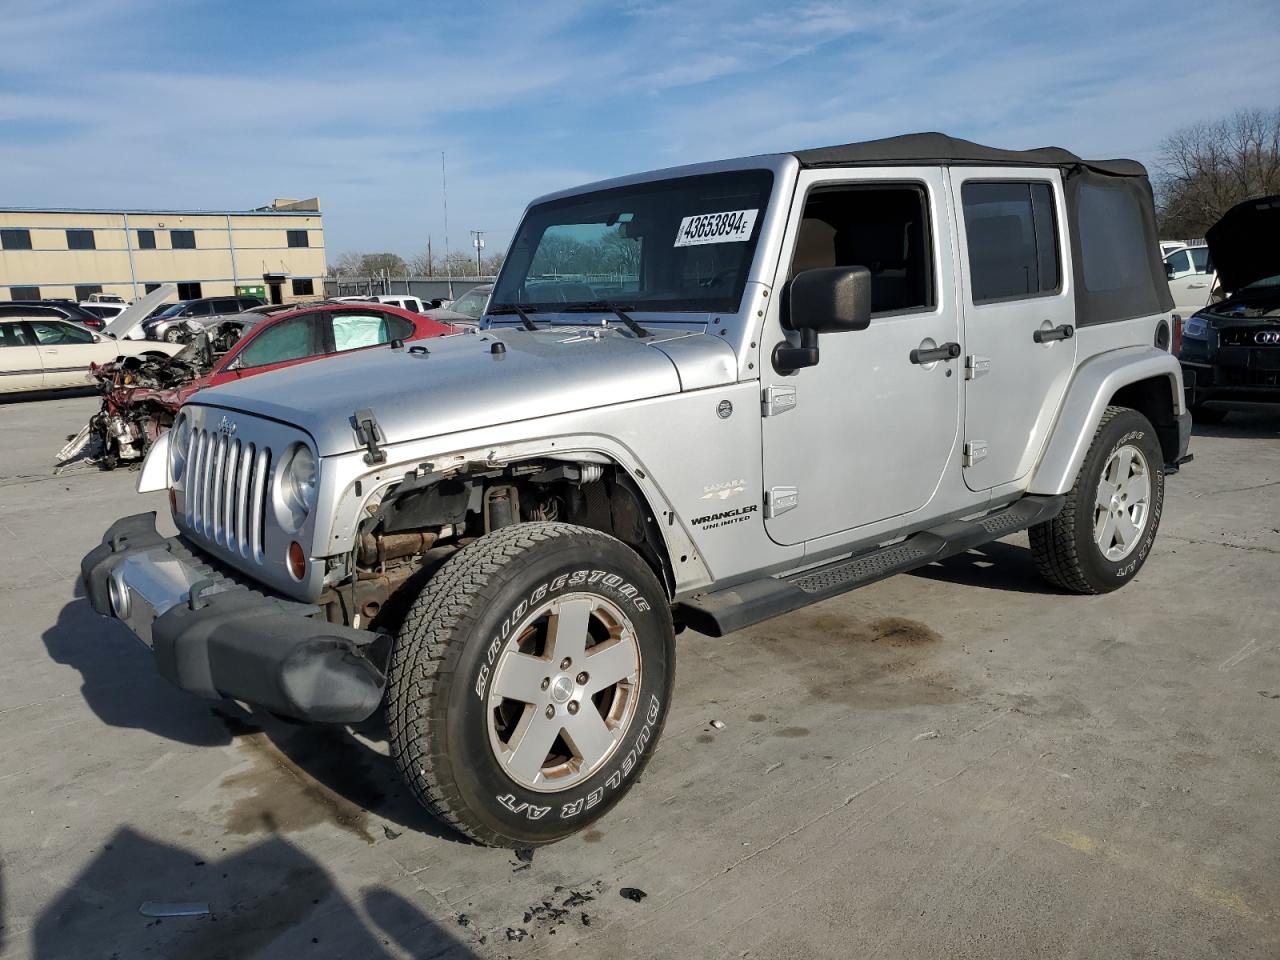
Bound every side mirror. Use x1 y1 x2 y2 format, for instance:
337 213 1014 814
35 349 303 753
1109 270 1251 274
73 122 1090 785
1164 262 1176 280
773 266 872 373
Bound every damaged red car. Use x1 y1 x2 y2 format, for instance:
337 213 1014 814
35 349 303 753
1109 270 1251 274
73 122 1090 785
59 302 458 469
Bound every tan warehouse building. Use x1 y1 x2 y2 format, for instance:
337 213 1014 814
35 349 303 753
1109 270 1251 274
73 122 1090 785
0 198 325 306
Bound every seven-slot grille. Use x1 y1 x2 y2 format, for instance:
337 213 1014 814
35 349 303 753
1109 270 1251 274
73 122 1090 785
184 427 272 563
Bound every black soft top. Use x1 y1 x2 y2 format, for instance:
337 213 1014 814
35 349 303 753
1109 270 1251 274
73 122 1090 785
792 132 1148 178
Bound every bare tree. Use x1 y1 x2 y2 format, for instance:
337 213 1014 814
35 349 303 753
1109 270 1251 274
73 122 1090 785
327 250 365 276
360 253 409 277
1156 107 1280 237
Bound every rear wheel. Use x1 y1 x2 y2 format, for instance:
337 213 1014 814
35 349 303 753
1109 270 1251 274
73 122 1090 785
387 522 675 847
162 327 185 344
1030 406 1165 594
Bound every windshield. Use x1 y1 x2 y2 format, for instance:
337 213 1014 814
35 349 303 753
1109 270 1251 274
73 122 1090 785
154 303 187 319
491 169 774 315
449 285 491 319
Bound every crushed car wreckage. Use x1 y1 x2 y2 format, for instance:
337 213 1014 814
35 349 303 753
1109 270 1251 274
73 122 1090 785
56 319 249 470
55 300 460 470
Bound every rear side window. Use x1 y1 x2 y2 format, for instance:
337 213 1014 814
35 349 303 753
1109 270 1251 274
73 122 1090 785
961 181 1060 303
0 321 32 347
330 311 393 352
1075 182 1149 293
237 315 317 368
1189 247 1210 272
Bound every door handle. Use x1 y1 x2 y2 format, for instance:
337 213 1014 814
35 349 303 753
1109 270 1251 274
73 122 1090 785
1033 324 1074 343
1188 282 1208 289
909 341 961 364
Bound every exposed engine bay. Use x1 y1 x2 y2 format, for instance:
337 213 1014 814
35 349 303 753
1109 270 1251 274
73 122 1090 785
55 321 248 471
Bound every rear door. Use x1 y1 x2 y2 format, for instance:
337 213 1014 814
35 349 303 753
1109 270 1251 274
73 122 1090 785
949 169 1076 491
0 320 45 392
27 319 113 387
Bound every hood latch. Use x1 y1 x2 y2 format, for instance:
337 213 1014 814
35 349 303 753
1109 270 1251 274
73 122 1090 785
352 408 387 465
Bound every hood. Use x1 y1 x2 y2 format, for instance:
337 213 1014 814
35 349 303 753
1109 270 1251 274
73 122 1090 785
101 284 176 339
190 327 737 455
1205 195 1280 295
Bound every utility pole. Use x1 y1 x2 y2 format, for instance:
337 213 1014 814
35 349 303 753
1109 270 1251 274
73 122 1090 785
470 230 486 277
426 235 434 277
441 152 454 298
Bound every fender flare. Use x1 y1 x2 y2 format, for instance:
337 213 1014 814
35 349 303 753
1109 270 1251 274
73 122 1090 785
1028 346 1185 496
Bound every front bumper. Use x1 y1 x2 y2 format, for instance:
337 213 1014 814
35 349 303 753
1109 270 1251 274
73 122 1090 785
1182 357 1280 405
81 513 384 722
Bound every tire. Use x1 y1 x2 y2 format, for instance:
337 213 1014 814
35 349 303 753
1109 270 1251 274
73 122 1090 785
1030 406 1165 594
1189 402 1227 424
387 522 675 847
162 327 185 344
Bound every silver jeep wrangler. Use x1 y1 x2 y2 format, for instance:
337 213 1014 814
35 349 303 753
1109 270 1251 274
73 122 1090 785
82 133 1190 847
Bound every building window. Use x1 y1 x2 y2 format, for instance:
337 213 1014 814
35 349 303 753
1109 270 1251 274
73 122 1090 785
137 229 156 249
66 229 96 251
961 181 1060 303
292 278 315 296
144 283 162 294
287 229 310 248
1 228 32 250
10 285 40 300
171 229 196 250
176 282 203 300
74 285 103 301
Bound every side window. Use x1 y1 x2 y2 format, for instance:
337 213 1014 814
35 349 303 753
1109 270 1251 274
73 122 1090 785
186 300 215 317
1188 247 1210 273
211 299 239 314
329 311 393 352
0 321 32 347
236 315 317 368
30 321 94 345
1165 250 1192 275
961 181 1060 303
789 183 935 314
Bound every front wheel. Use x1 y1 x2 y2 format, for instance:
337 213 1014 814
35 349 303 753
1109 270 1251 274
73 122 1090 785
1030 406 1165 594
162 327 185 344
387 522 675 847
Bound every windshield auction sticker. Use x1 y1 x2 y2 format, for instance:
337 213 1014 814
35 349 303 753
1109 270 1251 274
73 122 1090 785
674 209 758 247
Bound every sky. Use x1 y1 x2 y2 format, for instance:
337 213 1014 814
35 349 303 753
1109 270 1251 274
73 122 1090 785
2 0 1278 265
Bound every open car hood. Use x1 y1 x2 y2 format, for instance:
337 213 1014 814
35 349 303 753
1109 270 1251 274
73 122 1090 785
101 284 177 339
1205 195 1280 295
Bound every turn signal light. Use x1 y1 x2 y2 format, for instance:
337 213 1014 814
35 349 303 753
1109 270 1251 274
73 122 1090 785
287 541 306 580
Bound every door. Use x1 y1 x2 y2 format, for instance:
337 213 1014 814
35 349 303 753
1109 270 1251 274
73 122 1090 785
26 319 113 388
949 169 1076 491
761 168 962 546
1164 246 1213 314
0 320 45 393
217 312 323 383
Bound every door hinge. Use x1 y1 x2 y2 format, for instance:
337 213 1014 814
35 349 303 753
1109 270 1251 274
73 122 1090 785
964 355 990 380
761 384 797 417
765 486 799 518
963 441 988 467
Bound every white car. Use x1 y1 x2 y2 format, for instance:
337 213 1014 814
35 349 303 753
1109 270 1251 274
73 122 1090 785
0 315 182 394
1164 244 1215 315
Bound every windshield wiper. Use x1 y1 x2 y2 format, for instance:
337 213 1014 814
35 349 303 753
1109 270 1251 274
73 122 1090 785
562 301 652 338
488 303 540 331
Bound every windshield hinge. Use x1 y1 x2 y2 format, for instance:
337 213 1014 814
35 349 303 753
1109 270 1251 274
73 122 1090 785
352 408 386 465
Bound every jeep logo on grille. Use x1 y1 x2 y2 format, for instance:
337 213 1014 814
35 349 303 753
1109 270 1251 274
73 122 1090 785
218 416 237 436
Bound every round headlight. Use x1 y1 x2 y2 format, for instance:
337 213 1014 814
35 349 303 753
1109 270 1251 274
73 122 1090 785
170 414 191 482
280 443 318 530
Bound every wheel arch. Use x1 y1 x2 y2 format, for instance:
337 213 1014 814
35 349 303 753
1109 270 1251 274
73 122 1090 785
1028 347 1185 495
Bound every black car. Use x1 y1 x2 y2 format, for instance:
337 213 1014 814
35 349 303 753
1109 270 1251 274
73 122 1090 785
1178 195 1280 422
0 299 110 330
140 295 266 342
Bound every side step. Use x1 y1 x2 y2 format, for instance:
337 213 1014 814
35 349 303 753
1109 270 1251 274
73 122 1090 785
674 495 1064 637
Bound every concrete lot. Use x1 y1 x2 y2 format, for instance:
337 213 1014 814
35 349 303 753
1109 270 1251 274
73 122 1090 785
1 392 1277 960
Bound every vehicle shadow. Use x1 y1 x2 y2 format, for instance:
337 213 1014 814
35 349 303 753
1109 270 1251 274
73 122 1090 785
28 827 481 959
42 588 465 843
1190 407 1280 439
908 541 1059 595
